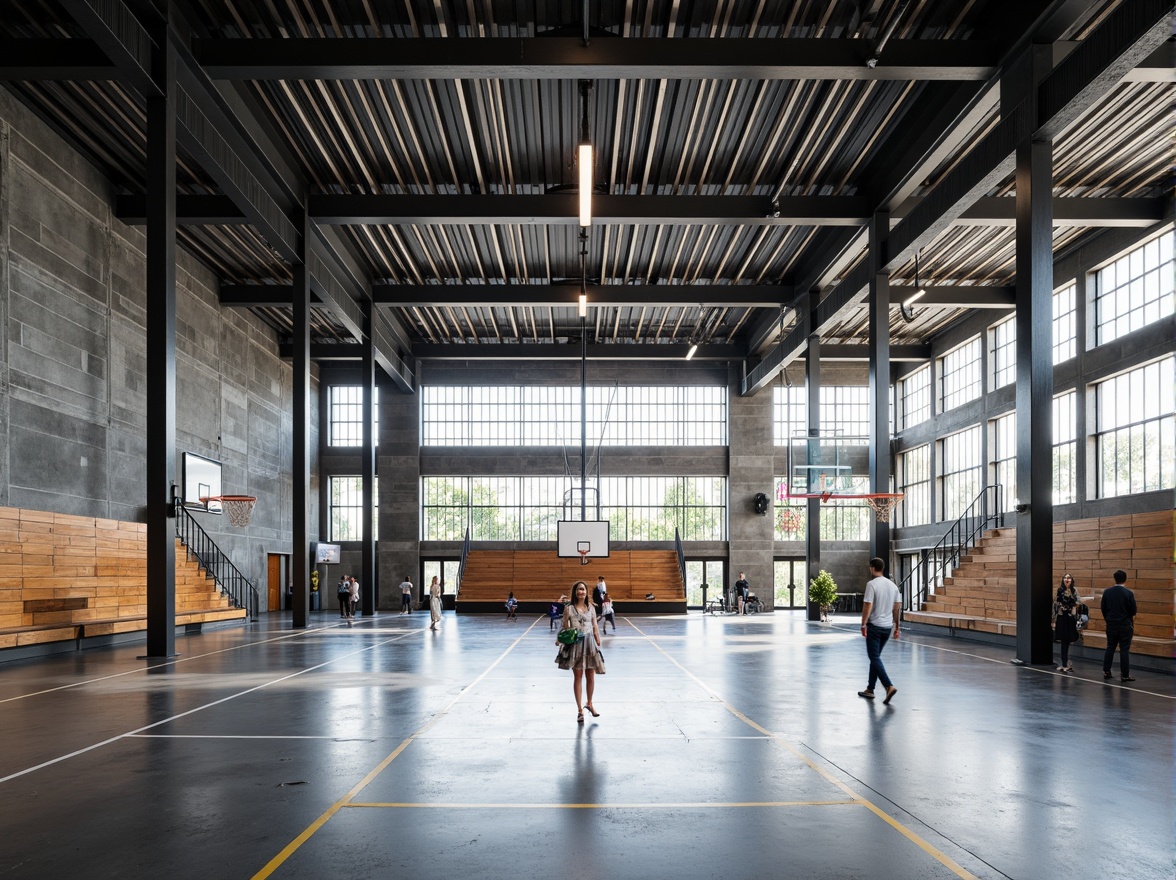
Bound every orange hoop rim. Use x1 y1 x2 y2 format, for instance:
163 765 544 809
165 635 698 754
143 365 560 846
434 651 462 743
200 495 258 504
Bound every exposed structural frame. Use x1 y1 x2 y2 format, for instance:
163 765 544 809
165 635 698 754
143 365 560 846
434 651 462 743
741 0 1175 395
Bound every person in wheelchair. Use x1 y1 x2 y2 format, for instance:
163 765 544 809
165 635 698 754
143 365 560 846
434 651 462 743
744 593 763 614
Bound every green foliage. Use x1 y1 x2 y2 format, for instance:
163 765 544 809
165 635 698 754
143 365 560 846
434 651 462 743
310 570 320 592
808 569 838 609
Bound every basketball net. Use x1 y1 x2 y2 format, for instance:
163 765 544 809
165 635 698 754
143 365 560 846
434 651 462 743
201 495 258 528
578 550 590 566
862 493 904 522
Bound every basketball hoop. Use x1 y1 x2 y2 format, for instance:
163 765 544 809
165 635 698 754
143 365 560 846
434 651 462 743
862 493 904 522
578 549 590 566
200 495 257 528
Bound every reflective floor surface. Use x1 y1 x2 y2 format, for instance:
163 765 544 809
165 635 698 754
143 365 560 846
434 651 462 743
0 612 1172 880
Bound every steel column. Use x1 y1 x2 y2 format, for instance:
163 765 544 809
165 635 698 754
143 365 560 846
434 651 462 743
868 211 891 566
361 299 376 616
1013 49 1055 666
805 329 822 623
292 212 311 629
144 21 176 659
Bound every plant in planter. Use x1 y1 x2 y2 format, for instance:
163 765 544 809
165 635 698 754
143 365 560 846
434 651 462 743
809 569 839 623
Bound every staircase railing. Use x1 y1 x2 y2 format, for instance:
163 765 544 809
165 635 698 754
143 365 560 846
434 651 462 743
456 527 471 596
673 528 686 587
174 499 260 620
901 484 1005 612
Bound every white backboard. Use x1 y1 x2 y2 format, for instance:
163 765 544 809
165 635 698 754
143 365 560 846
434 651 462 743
557 520 610 558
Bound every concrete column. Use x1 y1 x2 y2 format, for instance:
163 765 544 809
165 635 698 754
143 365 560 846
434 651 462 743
727 364 775 611
868 210 891 568
379 372 422 609
360 299 376 615
805 333 821 621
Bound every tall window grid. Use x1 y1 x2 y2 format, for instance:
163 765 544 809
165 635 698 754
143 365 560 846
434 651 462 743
421 475 727 542
897 445 931 526
1095 230 1175 346
939 337 983 412
1095 357 1176 498
991 412 1017 510
939 426 982 520
330 386 379 447
328 476 379 542
989 315 1016 390
899 365 931 430
1053 283 1077 363
1053 390 1077 504
772 385 871 444
420 385 727 447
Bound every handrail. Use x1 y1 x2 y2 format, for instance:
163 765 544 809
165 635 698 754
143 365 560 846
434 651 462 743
457 526 471 596
674 527 685 586
174 499 260 620
900 484 1004 612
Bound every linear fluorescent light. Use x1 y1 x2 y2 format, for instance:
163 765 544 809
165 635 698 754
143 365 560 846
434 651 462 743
578 143 593 227
685 342 698 361
902 288 926 308
578 291 587 318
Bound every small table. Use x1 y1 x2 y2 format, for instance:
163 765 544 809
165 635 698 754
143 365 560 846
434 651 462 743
839 592 863 613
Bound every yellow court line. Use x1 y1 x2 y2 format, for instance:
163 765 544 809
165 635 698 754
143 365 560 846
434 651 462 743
345 800 857 809
250 616 544 880
626 619 980 880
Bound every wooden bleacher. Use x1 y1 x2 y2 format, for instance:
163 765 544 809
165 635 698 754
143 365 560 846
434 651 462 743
904 510 1175 659
0 507 246 652
456 549 686 614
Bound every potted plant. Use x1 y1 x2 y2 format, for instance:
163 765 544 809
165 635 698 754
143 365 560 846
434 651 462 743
809 569 838 623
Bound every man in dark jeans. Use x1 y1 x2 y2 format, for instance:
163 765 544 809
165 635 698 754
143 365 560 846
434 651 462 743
859 558 901 704
1101 569 1137 682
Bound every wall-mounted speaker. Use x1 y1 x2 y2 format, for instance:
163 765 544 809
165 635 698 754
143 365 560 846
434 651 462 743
753 492 770 515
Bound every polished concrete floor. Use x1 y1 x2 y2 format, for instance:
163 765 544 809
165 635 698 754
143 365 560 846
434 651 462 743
0 611 1171 880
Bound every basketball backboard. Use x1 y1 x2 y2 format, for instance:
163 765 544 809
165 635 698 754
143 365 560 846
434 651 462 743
557 520 610 558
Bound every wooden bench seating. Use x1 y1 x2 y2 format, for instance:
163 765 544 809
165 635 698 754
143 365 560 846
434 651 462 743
908 511 1175 659
457 549 686 614
0 506 248 652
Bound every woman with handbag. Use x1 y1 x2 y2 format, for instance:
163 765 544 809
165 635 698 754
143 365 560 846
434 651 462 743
1054 573 1080 672
555 580 606 723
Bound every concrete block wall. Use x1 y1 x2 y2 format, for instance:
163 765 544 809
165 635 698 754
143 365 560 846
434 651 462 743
0 88 312 611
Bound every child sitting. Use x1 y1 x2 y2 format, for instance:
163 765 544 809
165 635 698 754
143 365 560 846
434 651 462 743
505 592 518 621
600 597 616 633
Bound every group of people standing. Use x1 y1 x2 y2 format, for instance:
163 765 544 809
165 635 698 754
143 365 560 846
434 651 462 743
336 576 359 620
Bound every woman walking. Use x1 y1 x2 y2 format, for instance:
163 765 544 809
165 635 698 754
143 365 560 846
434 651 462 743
555 580 606 723
1054 573 1080 672
428 575 442 630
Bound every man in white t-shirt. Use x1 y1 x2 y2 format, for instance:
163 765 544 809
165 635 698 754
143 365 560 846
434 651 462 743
859 557 901 704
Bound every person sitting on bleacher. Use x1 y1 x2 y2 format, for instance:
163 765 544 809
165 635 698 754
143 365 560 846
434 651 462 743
549 595 567 630
505 592 518 621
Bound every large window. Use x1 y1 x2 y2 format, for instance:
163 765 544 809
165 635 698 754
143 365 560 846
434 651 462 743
1095 358 1176 498
420 385 727 447
991 412 1016 510
939 426 982 520
328 476 379 541
1053 391 1077 504
898 365 931 430
421 476 727 542
1095 230 1175 346
940 337 983 412
772 385 871 444
898 445 931 526
330 386 379 447
1053 283 1077 364
989 315 1016 390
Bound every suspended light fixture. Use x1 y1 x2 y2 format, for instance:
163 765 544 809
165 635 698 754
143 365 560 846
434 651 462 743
685 341 699 361
578 80 593 227
901 251 925 322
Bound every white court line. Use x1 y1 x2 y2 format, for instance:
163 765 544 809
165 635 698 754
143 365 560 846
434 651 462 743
0 621 351 705
0 630 419 785
127 735 378 741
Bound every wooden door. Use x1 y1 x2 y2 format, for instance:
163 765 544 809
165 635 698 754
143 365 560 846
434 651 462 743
268 554 283 611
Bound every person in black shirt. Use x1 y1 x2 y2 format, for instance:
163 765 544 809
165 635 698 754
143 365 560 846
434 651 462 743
1100 569 1137 682
735 572 750 615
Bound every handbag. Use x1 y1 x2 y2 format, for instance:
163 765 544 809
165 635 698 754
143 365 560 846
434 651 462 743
556 627 581 646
